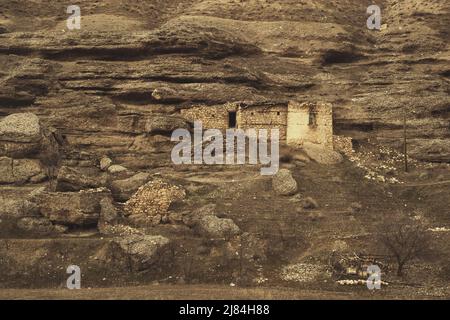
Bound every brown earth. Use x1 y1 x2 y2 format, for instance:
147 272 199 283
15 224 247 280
1 284 447 300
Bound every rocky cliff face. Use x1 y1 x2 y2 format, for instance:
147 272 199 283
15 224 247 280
0 0 448 167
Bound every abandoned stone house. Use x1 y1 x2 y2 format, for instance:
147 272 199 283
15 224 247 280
180 101 334 149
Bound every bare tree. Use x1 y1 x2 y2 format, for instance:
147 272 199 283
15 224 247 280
378 214 430 277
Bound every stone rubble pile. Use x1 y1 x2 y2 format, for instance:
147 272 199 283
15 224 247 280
338 138 419 184
333 135 353 156
124 179 186 220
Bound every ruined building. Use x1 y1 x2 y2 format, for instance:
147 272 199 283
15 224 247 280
180 101 334 149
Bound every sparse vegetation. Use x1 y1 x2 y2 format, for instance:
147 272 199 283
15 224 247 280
377 213 431 277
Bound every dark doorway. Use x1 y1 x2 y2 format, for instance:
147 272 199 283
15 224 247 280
308 111 317 127
228 111 237 128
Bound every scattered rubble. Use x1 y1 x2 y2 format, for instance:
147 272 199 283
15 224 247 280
339 141 415 184
99 224 143 236
428 227 450 233
333 136 353 156
337 279 388 286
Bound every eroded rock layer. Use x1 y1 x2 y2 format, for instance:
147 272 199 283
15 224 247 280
0 0 448 166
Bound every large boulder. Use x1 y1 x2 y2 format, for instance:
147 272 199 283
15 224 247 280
0 157 44 184
0 113 41 142
145 115 190 134
99 197 120 225
195 215 240 239
191 205 240 239
110 234 170 269
110 172 151 202
0 186 46 219
0 113 42 158
303 142 343 165
272 168 298 196
108 164 128 174
36 188 110 226
55 166 102 192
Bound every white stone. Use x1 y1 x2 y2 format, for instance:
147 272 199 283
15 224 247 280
108 164 127 174
100 156 112 171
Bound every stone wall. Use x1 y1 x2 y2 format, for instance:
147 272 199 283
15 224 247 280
180 101 333 148
239 105 287 141
286 102 333 149
180 103 287 140
180 103 238 130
